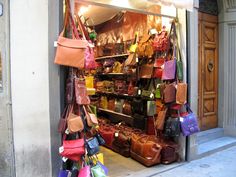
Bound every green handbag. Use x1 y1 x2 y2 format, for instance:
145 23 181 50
91 163 107 177
154 79 163 99
141 79 155 98
147 100 156 116
176 46 183 81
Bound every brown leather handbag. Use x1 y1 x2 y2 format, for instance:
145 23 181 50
122 101 132 115
176 83 187 105
58 105 71 133
75 78 90 105
130 134 162 166
155 107 167 131
139 62 154 79
163 83 176 103
96 81 104 92
54 1 88 68
67 111 84 133
107 98 116 111
114 80 126 94
159 139 179 164
113 61 123 73
137 34 154 58
127 81 135 95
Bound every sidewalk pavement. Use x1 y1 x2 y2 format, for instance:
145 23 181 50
153 145 236 177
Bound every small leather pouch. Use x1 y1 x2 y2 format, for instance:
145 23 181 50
100 96 108 109
176 83 187 105
75 79 90 105
96 81 104 92
122 100 132 115
67 112 84 133
163 83 176 103
113 61 123 73
107 98 115 111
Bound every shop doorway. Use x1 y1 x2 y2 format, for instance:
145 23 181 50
198 12 218 131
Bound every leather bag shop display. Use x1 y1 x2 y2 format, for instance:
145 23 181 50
130 134 162 166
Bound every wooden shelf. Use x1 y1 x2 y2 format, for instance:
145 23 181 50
96 91 134 98
98 108 132 118
95 53 129 61
98 108 133 125
96 73 133 77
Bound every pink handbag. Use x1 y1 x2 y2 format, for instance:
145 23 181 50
85 45 97 69
162 59 176 80
78 165 91 177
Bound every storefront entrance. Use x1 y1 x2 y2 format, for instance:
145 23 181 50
198 12 218 131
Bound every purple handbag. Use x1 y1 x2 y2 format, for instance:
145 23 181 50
180 105 200 136
58 170 70 177
97 161 108 175
162 59 176 80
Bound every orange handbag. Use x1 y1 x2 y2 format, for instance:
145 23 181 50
176 83 187 104
54 0 89 68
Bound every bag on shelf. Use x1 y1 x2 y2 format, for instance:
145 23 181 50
130 134 162 166
136 33 154 58
133 113 147 130
122 100 132 115
127 81 135 95
114 99 125 113
114 43 125 55
114 80 126 94
107 98 116 111
124 52 137 66
54 0 89 69
103 81 114 92
176 83 187 105
132 98 146 115
100 96 108 109
164 117 181 137
163 83 176 103
85 75 94 88
159 139 179 164
147 100 156 116
96 81 104 92
139 62 154 79
75 78 90 105
147 116 156 135
98 124 116 149
112 61 123 73
153 57 165 79
181 105 200 136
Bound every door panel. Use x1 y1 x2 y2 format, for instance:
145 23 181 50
198 12 218 131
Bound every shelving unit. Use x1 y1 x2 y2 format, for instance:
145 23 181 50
98 108 133 125
95 53 129 61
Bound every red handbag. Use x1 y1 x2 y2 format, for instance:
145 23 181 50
99 124 116 149
60 137 85 161
75 78 90 105
153 58 165 78
153 26 170 52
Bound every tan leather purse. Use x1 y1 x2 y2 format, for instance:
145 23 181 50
155 107 167 130
67 110 84 133
176 83 187 104
139 62 154 79
163 83 176 103
137 34 154 58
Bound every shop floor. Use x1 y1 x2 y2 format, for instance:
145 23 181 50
100 146 183 177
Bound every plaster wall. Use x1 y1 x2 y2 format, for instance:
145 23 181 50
10 1 52 177
0 0 15 176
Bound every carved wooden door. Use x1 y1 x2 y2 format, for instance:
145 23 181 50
198 12 218 131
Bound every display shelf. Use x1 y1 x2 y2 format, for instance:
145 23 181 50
95 73 134 77
95 53 129 61
96 91 134 98
98 108 133 125
98 108 132 118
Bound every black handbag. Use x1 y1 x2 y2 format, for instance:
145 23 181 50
86 137 100 156
132 98 146 115
95 133 105 146
164 117 181 137
133 113 147 130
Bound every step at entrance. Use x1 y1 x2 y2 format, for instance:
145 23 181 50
197 136 236 158
197 128 224 144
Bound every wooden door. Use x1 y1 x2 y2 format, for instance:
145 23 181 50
198 12 218 131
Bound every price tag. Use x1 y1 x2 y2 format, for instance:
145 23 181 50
65 128 69 134
138 89 141 95
136 57 139 63
150 93 154 98
54 41 58 47
150 28 158 35
59 146 64 153
62 157 68 162
156 84 160 88
115 132 119 137
180 117 184 122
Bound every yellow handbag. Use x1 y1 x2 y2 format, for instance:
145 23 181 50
92 153 104 165
112 61 123 73
85 76 94 88
100 96 108 109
